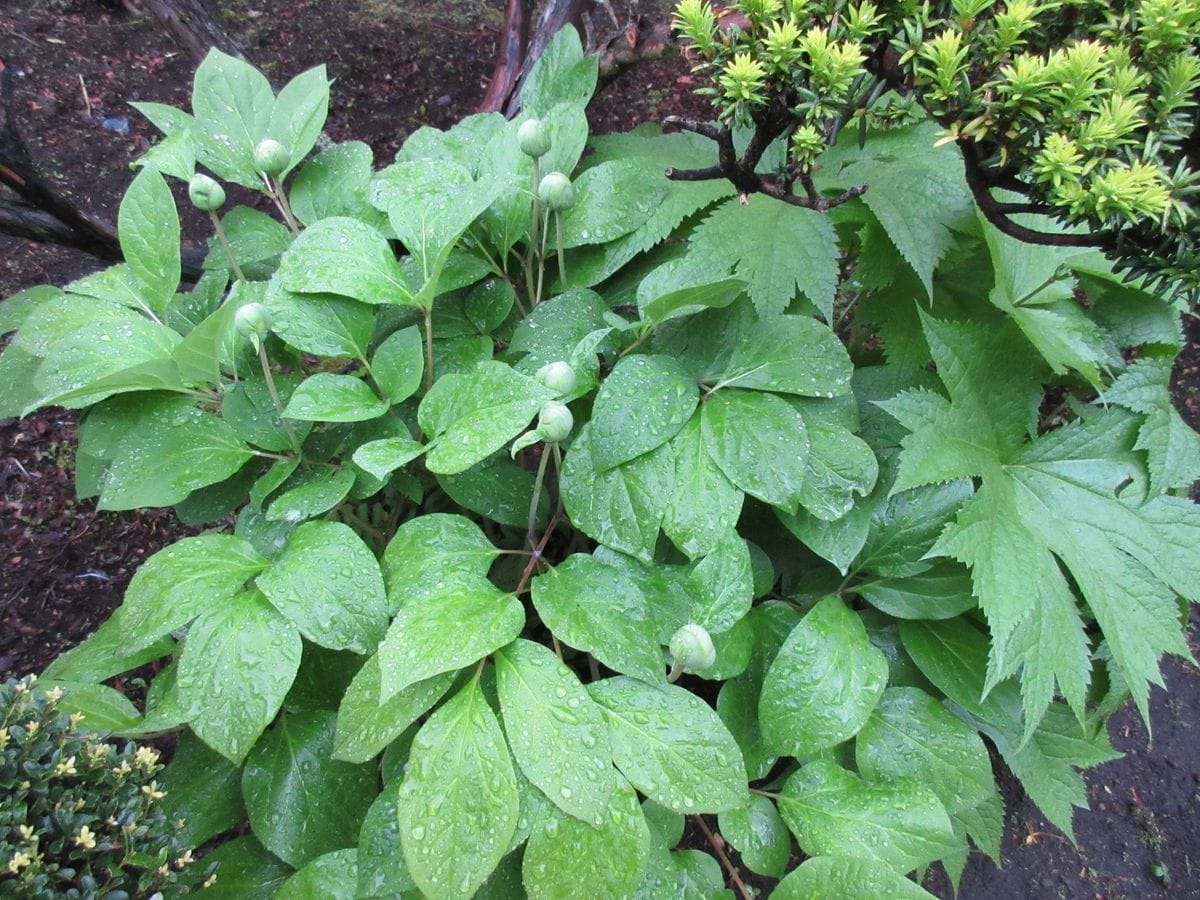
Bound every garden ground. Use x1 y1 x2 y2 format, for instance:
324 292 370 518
1 1 1199 896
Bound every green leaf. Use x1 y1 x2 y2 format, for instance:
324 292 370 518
268 64 330 174
277 849 357 900
701 389 808 512
711 316 852 396
223 373 309 452
856 687 995 815
42 612 174 684
117 168 180 316
855 473 973 579
554 160 665 248
687 196 838 319
560 424 675 563
778 759 957 872
717 796 791 878
687 531 753 633
160 732 245 847
776 502 871 575
284 373 387 422
381 513 501 602
589 676 747 814
760 596 888 756
773 856 936 899
258 520 389 653
205 206 292 275
44 681 142 733
115 533 266 650
192 836 292 899
356 784 417 897
191 48 275 186
353 436 425 481
509 288 609 369
264 287 374 359
291 141 376 225
419 361 554 474
277 217 412 304
519 25 599 115
795 402 879 521
376 578 524 700
523 776 650 900
242 710 378 868
495 639 619 823
398 675 519 899
334 656 456 763
438 455 548 529
178 589 302 763
657 415 742 560
95 396 254 511
639 276 746 328
531 554 666 686
590 354 697 471
855 560 977 620
265 466 356 521
373 325 424 402
900 618 1121 840
133 128 196 182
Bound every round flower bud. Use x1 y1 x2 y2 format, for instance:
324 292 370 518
537 171 576 211
253 138 290 176
188 174 226 212
536 361 577 397
669 623 717 672
517 118 552 159
537 401 573 442
234 303 272 339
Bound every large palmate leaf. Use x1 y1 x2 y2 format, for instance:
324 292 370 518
881 314 1200 732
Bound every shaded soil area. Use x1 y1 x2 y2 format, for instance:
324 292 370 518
2 2 1199 897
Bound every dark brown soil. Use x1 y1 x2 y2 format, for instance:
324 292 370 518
2 2 1199 897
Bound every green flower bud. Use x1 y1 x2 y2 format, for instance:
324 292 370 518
253 138 290 177
537 401 573 442
188 174 226 212
518 118 552 159
669 623 717 671
537 171 576 211
234 303 272 339
536 361 577 397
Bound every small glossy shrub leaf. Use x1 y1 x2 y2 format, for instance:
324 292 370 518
398 675 519 899
589 354 697 471
687 196 839 319
560 424 675 562
522 776 650 900
589 676 747 813
773 855 936 899
760 596 888 756
372 325 424 402
278 217 412 305
382 513 501 601
283 373 387 422
160 732 245 848
334 656 457 763
264 288 373 359
662 416 744 559
277 848 357 900
192 48 274 186
117 533 267 650
531 555 666 686
356 784 416 897
268 64 330 174
420 361 555 474
778 760 957 873
258 520 389 653
687 531 753 634
856 687 995 815
496 639 619 823
242 710 378 868
178 589 302 763
353 436 425 481
117 168 180 316
701 389 807 513
192 836 292 899
377 580 523 699
714 316 852 396
717 796 790 879
265 466 356 521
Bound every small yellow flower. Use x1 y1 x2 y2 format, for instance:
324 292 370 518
45 687 64 702
24 721 39 736
175 850 195 869
141 781 165 801
17 825 34 842
6 851 32 874
135 746 161 769
53 756 78 777
203 873 218 888
74 826 97 850
112 761 132 776
158 864 171 877
68 713 85 728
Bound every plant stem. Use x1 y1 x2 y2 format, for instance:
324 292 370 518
555 210 567 288
692 816 752 900
527 446 551 551
535 208 550 307
422 306 435 392
667 659 683 683
209 210 246 282
267 175 300 233
257 340 299 451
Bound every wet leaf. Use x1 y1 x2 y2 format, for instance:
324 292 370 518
277 848 358 899
589 354 697 471
773 855 936 899
334 656 456 763
700 389 807 513
278 216 412 305
717 795 791 878
283 373 388 422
